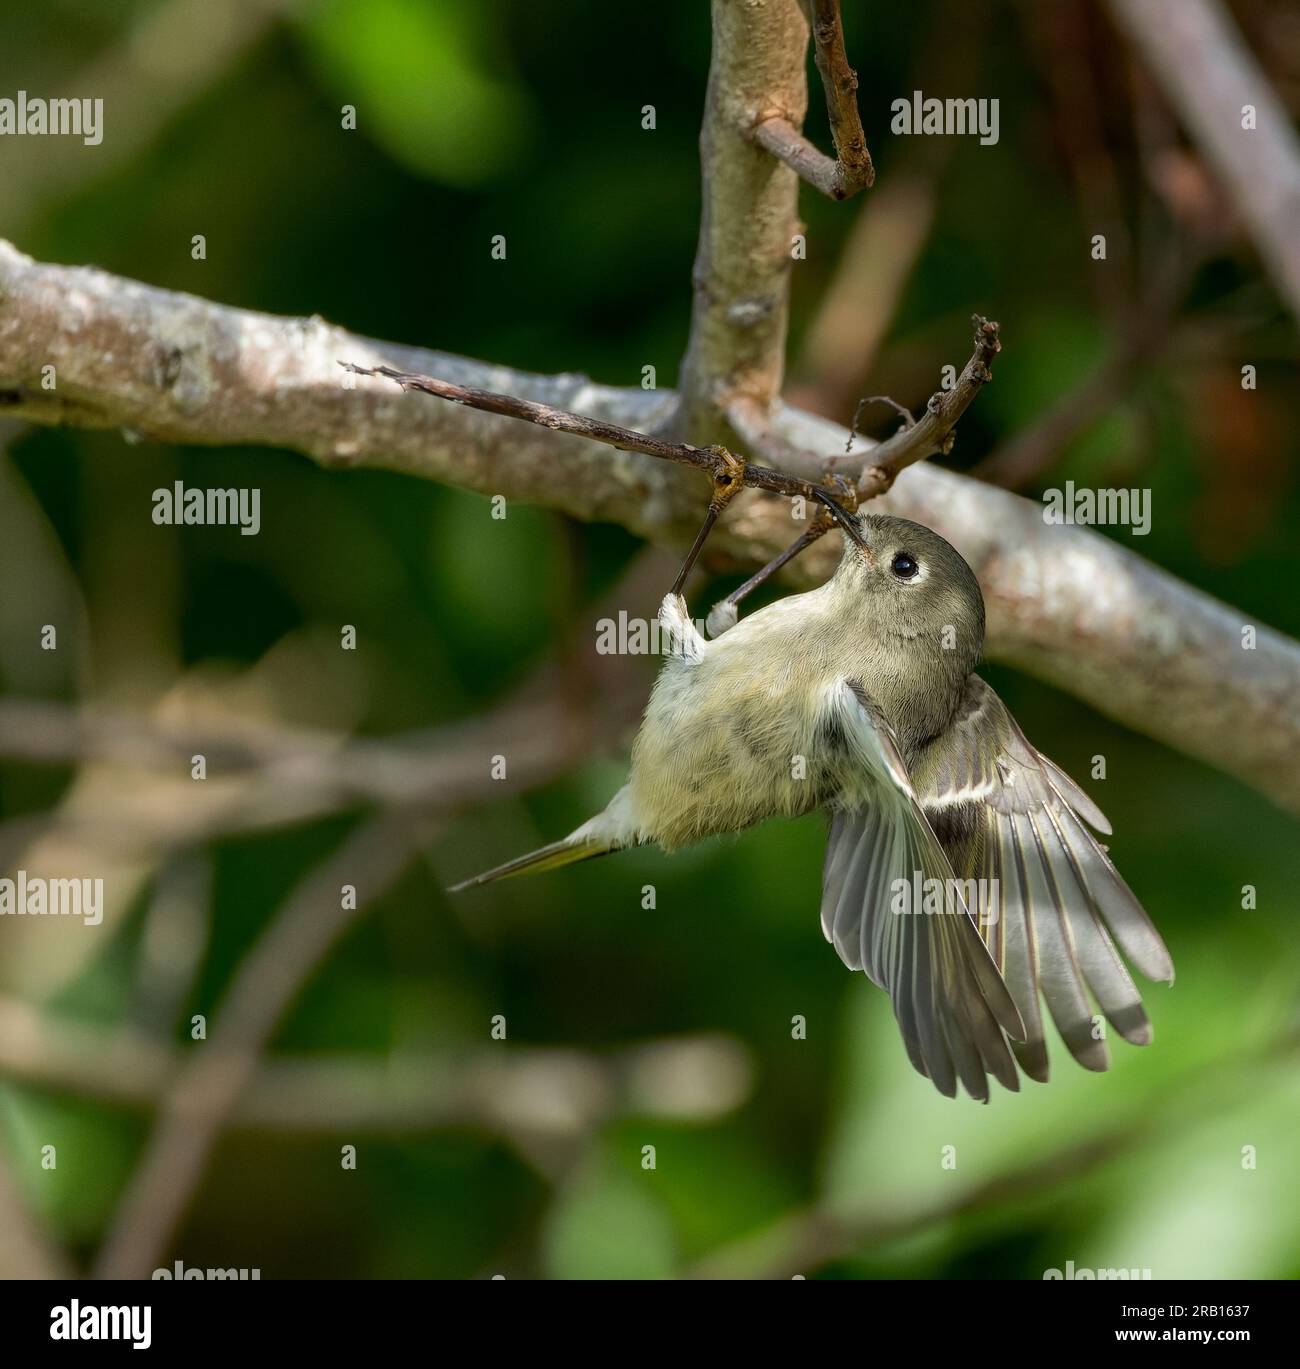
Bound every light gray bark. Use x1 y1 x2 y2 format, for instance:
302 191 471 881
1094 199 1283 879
676 0 811 441
3 240 1297 810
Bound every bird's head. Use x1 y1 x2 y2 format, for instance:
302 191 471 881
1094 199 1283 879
827 510 986 676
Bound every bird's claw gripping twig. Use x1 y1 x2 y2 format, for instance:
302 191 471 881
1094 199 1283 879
670 447 749 597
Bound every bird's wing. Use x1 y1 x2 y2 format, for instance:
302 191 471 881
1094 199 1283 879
819 680 1025 1101
912 675 1174 1082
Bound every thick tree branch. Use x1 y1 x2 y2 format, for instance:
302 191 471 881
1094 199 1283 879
677 0 873 441
0 241 692 534
2 242 1299 811
677 0 812 441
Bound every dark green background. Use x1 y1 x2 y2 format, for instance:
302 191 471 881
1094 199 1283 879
1 0 1297 1279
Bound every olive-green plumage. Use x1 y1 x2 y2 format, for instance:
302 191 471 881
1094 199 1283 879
453 514 1173 1100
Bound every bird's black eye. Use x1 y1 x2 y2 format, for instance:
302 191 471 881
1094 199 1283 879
890 552 919 580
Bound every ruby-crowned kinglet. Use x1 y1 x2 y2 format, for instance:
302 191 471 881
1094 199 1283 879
452 512 1174 1101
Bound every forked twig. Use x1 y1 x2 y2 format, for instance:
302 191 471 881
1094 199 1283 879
710 317 1003 630
847 315 1001 499
845 395 918 452
752 0 875 200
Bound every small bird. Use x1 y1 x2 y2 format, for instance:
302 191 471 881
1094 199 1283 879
452 512 1174 1100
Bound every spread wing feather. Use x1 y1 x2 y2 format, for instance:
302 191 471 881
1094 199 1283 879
819 682 1023 1101
914 676 1173 1083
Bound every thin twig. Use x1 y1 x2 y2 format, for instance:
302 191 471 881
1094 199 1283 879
750 118 845 200
751 0 874 201
705 520 833 637
846 395 916 450
850 315 1001 500
808 0 874 194
716 315 1003 625
718 318 1002 619
340 362 844 507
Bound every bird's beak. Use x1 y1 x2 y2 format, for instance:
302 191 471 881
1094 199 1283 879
815 492 872 561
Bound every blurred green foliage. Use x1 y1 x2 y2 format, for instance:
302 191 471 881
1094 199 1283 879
1 0 1298 1280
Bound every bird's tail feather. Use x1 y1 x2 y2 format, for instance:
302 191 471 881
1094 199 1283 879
447 836 615 892
449 786 638 893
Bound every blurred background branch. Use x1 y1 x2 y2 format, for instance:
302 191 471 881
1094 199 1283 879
0 1149 74 1280
1106 0 1300 319
0 993 752 1140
